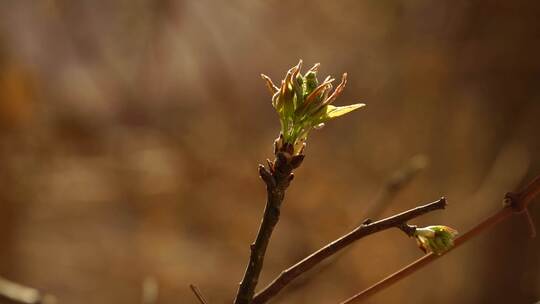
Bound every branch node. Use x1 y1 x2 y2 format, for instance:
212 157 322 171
439 197 447 208
398 223 417 237
504 191 526 213
504 175 540 213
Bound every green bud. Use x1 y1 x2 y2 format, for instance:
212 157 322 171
261 60 365 155
304 71 319 97
414 225 458 255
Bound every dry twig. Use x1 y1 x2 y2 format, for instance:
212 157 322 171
233 144 303 304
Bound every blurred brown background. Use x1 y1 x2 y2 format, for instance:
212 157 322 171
1 1 540 303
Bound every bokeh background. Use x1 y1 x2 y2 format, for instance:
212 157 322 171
1 1 540 303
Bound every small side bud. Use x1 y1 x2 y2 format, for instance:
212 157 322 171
258 164 275 187
413 225 458 255
288 173 295 182
266 159 275 174
290 155 305 169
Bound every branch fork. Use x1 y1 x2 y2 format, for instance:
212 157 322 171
504 175 540 238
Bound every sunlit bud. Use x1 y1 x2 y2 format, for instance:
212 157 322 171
261 60 365 155
414 225 458 255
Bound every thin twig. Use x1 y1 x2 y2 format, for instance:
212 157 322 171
251 198 447 304
338 174 540 304
0 276 55 304
234 143 303 304
189 284 208 304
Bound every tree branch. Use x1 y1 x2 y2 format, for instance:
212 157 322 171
251 197 447 304
338 174 540 304
233 145 303 304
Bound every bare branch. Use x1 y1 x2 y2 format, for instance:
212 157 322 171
233 146 300 304
338 174 540 304
251 198 447 304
